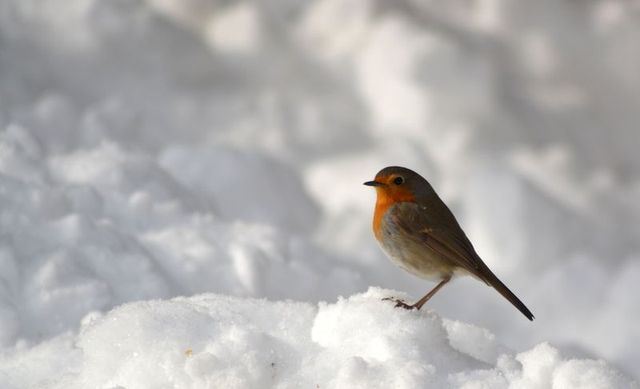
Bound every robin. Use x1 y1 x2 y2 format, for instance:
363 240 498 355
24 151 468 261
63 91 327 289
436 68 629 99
365 166 534 321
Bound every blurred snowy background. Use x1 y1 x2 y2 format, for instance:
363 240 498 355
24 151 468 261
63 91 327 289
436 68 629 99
1 0 639 383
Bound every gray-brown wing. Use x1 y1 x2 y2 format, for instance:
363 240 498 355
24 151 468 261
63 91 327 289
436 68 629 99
389 202 486 277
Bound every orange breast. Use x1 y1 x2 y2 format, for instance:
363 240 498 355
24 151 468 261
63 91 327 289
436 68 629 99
372 187 415 240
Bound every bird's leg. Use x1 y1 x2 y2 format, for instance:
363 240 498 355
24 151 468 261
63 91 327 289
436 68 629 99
411 277 451 310
381 277 451 310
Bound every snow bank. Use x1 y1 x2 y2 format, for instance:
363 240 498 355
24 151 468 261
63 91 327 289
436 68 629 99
1 289 635 388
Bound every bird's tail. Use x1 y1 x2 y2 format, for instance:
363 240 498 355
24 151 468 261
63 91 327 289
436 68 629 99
483 270 534 321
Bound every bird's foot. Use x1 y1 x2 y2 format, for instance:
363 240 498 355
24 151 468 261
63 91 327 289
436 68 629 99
382 297 416 310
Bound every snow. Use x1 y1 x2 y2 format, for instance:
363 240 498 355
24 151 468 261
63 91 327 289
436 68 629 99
1 0 639 387
2 289 636 388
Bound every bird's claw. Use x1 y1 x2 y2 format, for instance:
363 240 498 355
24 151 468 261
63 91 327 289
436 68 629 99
393 300 415 310
382 297 415 310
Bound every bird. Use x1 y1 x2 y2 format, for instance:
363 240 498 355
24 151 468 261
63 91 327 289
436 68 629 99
364 166 534 321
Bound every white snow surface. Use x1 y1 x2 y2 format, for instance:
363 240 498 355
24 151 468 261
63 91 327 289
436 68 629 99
1 0 640 387
2 288 637 389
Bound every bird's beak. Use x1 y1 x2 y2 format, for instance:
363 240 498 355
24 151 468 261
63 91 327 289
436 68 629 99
363 180 385 187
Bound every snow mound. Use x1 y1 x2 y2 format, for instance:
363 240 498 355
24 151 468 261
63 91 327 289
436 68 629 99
1 288 635 389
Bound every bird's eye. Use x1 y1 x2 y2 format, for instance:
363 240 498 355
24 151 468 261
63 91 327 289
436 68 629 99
393 176 404 185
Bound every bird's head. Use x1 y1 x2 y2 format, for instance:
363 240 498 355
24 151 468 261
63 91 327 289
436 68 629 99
364 166 432 204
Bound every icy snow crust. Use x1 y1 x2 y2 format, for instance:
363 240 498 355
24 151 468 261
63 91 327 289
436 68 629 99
1 0 640 387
